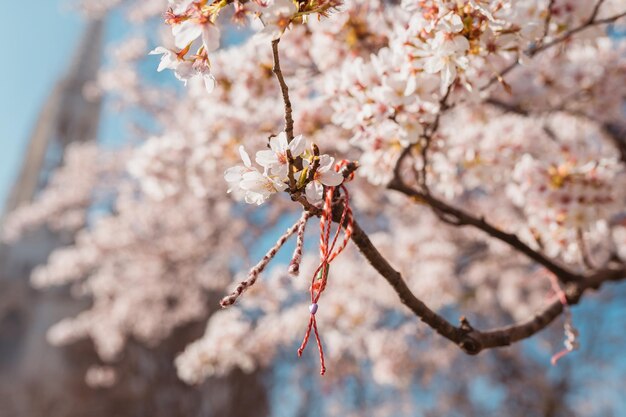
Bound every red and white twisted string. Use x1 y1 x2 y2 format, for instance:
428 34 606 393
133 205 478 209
298 160 354 375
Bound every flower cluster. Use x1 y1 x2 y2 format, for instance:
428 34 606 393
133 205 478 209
433 109 626 264
149 0 222 92
327 49 436 185
508 116 626 261
326 0 552 185
151 0 342 92
224 132 343 205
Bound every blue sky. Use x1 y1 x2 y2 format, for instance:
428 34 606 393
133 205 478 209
0 2 84 209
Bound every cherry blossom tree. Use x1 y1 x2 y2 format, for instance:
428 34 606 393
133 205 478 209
4 0 626 414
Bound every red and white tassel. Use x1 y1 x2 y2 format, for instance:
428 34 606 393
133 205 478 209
298 160 354 375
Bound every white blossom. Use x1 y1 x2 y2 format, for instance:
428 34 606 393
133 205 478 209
250 0 298 40
172 19 221 52
255 132 306 177
305 155 344 204
418 31 470 94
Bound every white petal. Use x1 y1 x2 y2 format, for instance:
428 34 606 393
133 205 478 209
170 0 194 14
319 170 343 187
273 0 298 15
244 191 267 205
270 163 289 179
441 62 456 93
157 56 173 72
453 35 470 52
404 76 417 96
202 23 221 52
174 61 195 80
269 176 288 192
150 47 177 72
203 73 216 93
173 20 203 49
256 24 283 42
224 166 245 183
288 135 306 157
305 181 324 204
276 132 289 152
447 14 464 33
255 150 278 168
239 146 252 168
149 47 168 55
240 171 266 191
424 57 445 74
317 155 335 171
268 135 282 153
455 55 469 70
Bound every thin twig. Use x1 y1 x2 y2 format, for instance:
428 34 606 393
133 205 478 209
419 86 452 189
532 9 625 56
542 0 557 39
392 86 453 189
482 6 626 91
271 38 295 142
286 149 296 191
588 0 608 24
577 228 596 270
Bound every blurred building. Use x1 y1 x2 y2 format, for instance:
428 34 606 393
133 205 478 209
0 19 105 416
0 20 266 417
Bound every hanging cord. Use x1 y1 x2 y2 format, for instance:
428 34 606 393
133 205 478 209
546 272 579 365
298 160 354 375
289 211 311 276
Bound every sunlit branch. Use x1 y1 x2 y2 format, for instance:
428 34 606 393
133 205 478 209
388 180 582 284
271 38 295 142
347 210 625 354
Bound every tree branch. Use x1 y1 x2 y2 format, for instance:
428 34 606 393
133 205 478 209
271 39 295 142
297 186 624 354
388 180 582 284
393 4 626 194
542 0 557 39
392 85 452 190
531 9 625 56
347 211 626 354
419 86 452 188
349 219 465 344
465 264 626 351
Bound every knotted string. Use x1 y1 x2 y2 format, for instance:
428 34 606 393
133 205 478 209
298 160 354 375
546 272 579 365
